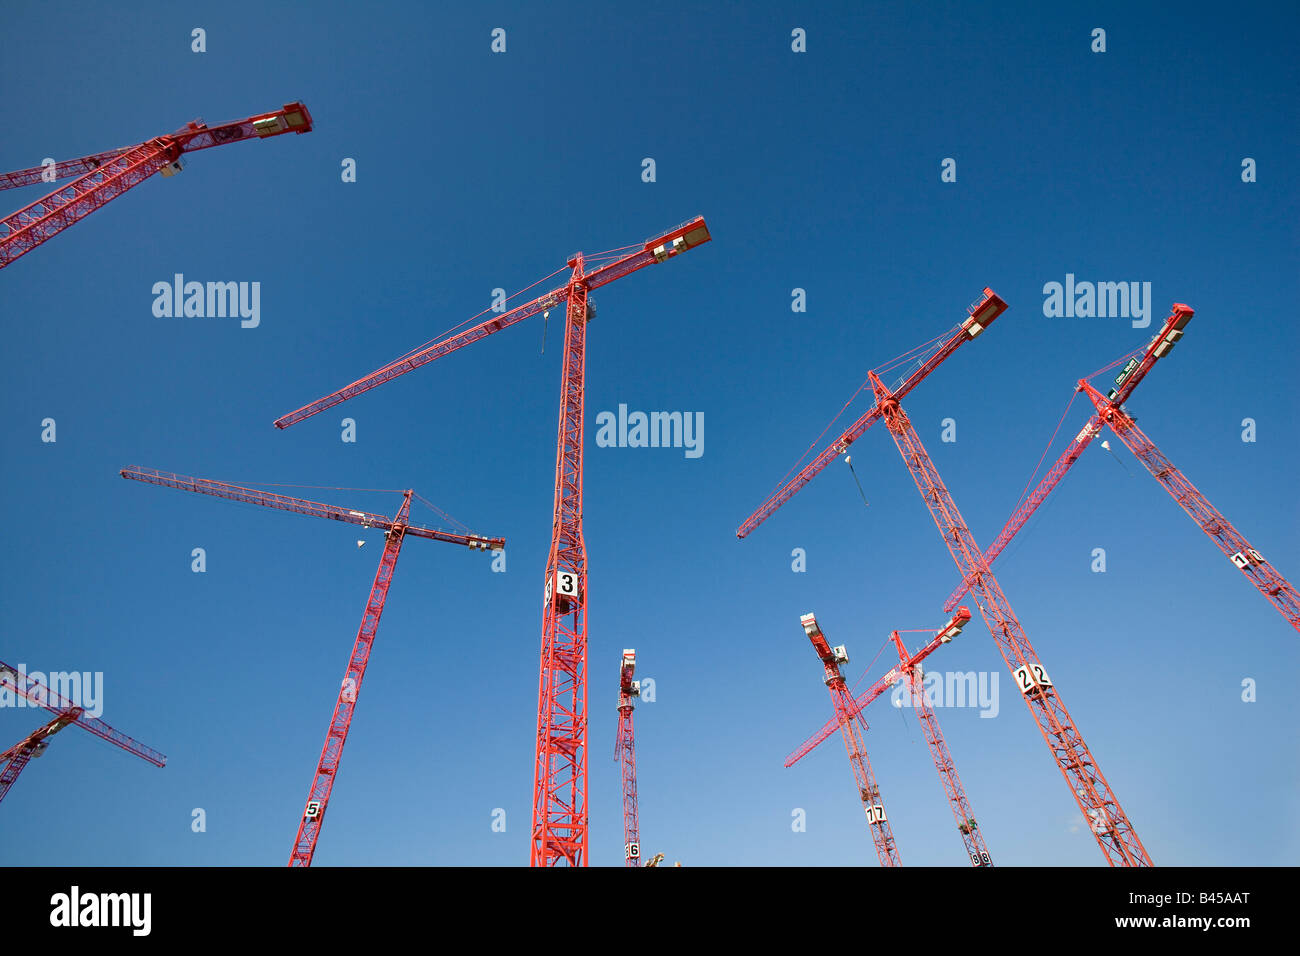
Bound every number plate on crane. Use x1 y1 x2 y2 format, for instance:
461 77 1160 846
544 571 581 608
1013 663 1054 696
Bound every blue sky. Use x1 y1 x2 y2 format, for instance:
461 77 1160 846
1 0 1296 866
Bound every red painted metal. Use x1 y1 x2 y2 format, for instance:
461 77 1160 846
942 304 1195 611
869 370 1151 866
0 103 312 269
272 217 711 866
796 613 900 865
0 149 134 191
785 608 990 866
785 607 970 766
290 493 412 866
120 466 501 551
736 289 1007 539
532 273 591 865
0 709 83 805
120 466 501 865
1 141 174 269
614 649 640 867
0 660 166 768
887 627 993 867
1079 381 1300 631
741 291 1148 865
0 663 164 806
273 217 711 431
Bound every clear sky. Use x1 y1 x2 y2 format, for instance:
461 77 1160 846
1 0 1296 867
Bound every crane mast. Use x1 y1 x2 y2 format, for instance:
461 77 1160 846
785 607 971 766
272 217 712 866
533 268 591 865
291 493 413 866
786 608 990 865
887 625 993 867
615 649 641 867
869 371 1151 866
120 467 502 864
942 304 1193 611
797 613 901 866
1078 381 1300 630
741 291 1148 865
939 301 1298 633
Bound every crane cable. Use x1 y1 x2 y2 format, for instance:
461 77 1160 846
1011 391 1078 514
1100 439 1134 477
995 341 1147 566
762 325 958 504
384 264 573 369
844 455 869 507
1084 343 1145 383
896 692 914 741
411 492 472 532
394 237 646 367
847 634 894 696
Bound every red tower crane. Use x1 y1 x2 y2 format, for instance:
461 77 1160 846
272 217 712 866
614 649 641 867
739 291 1152 866
1 102 313 270
796 612 901 865
738 290 1007 537
1078 380 1300 629
940 304 1299 631
1 710 82 804
119 466 502 865
0 660 165 805
785 607 971 765
941 304 1191 612
787 608 991 866
889 617 993 867
870 371 1149 865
